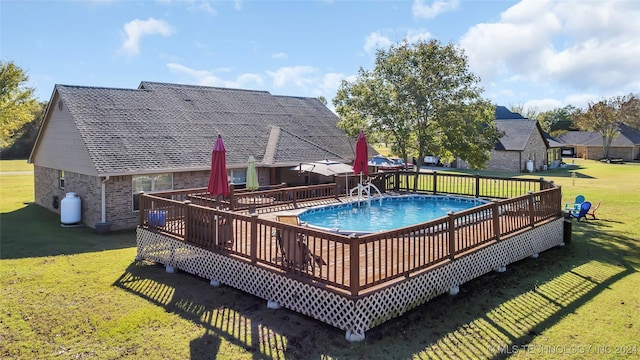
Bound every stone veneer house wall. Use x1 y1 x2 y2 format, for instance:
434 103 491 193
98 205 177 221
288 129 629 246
29 82 369 231
487 119 550 172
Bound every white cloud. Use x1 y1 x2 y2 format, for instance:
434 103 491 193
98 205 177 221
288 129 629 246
167 63 221 85
266 67 349 102
165 63 348 107
271 52 288 59
266 66 317 88
563 93 603 110
230 73 265 88
525 92 607 112
460 0 640 107
121 18 174 56
364 29 432 55
364 32 393 54
524 98 563 113
197 2 217 15
404 29 432 43
166 63 264 89
314 72 346 97
412 0 460 19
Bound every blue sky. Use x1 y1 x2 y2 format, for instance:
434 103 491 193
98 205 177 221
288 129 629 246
2 0 639 112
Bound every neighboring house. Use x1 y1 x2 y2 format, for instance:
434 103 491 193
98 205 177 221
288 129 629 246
455 106 552 172
488 118 550 172
552 123 640 161
29 82 367 230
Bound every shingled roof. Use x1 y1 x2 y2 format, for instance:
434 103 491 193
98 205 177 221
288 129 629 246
36 82 358 176
553 123 640 147
495 106 526 120
494 119 549 151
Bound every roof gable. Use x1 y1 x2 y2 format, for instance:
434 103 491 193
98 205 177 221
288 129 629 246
28 89 97 174
495 119 547 151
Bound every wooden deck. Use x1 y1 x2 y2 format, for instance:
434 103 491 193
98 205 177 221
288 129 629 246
142 175 561 295
156 205 533 293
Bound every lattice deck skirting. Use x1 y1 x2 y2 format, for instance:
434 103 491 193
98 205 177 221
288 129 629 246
136 218 564 337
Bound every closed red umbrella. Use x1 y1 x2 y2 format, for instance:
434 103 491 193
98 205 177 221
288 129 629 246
207 135 229 197
353 131 369 177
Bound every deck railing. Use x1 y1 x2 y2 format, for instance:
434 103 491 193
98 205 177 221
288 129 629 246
139 173 562 297
384 170 551 199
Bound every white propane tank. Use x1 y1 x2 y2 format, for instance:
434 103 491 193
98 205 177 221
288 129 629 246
61 192 82 225
526 160 534 173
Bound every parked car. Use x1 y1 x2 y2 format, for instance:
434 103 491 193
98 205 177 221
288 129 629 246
368 155 403 170
423 155 441 165
388 157 410 169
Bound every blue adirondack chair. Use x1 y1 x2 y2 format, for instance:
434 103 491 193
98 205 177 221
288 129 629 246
565 195 585 211
571 201 591 221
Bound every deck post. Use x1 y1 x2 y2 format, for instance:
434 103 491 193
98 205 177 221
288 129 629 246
528 191 535 228
394 171 400 191
229 184 235 210
475 174 480 198
250 213 258 264
292 190 297 208
138 191 146 226
448 211 456 260
349 234 360 296
432 171 438 195
492 200 501 242
183 200 192 242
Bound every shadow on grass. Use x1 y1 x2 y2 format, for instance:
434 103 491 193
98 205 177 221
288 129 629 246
114 261 341 359
1 203 136 260
543 169 595 179
112 220 637 359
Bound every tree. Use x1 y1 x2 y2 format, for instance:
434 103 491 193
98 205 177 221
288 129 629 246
538 105 577 136
334 68 412 156
317 96 327 106
1 100 47 159
334 39 501 174
619 93 640 129
509 104 540 121
1 61 39 148
573 94 639 159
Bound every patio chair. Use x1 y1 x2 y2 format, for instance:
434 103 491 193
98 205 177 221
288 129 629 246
587 201 601 220
565 195 585 211
275 215 324 269
277 214 303 226
217 215 234 247
571 201 591 222
275 227 313 270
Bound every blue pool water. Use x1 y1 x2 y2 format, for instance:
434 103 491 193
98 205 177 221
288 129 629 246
298 195 488 234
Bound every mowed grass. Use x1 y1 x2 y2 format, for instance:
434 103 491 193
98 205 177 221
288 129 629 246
1 158 638 359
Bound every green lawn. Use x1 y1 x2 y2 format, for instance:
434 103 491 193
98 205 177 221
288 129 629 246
1 158 638 359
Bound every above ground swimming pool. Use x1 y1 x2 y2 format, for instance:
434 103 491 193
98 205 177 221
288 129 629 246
298 195 489 234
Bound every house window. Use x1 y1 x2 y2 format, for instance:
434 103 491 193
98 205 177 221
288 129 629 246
132 173 173 211
228 169 246 185
59 170 65 189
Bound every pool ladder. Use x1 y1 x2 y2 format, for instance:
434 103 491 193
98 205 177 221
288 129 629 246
349 182 383 206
